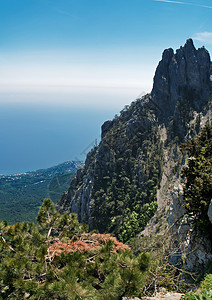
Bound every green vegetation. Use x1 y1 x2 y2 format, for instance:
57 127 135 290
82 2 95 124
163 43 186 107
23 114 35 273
86 99 164 242
0 119 211 299
1 199 210 299
181 289 212 300
181 274 212 300
201 274 212 291
131 232 212 298
131 233 194 296
0 98 211 297
181 124 212 233
0 161 83 224
0 199 150 299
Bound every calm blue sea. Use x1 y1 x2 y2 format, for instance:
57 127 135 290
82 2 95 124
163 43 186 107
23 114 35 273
0 103 116 175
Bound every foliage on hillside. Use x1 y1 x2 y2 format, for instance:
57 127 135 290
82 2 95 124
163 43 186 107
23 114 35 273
86 98 164 242
0 199 150 299
0 161 82 224
181 124 212 233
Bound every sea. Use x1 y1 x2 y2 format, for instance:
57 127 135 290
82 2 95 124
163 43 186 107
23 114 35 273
0 103 116 175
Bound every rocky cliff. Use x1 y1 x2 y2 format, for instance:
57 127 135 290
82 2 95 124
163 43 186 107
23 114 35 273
57 39 212 269
152 39 211 118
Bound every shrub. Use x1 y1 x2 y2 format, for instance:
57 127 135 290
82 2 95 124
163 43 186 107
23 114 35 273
0 199 150 299
201 274 212 291
181 124 212 233
181 273 212 300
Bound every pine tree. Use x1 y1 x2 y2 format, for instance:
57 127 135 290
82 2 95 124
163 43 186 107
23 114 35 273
0 200 150 299
181 124 212 232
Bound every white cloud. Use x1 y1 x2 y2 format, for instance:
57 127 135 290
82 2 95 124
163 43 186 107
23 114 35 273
193 32 212 45
154 0 187 4
153 0 212 9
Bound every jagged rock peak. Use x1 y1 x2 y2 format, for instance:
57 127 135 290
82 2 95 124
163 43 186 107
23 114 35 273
151 38 211 120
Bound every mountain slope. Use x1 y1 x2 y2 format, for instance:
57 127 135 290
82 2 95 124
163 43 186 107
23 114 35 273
57 39 212 258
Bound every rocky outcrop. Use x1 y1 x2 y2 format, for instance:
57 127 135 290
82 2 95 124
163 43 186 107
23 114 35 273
151 39 211 121
58 151 96 228
101 120 114 139
57 39 212 271
208 200 212 225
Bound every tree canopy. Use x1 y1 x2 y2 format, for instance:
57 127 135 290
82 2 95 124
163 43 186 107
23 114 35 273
181 124 212 233
0 199 149 299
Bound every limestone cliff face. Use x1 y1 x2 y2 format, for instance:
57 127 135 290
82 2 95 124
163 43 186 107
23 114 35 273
57 40 212 267
152 39 211 120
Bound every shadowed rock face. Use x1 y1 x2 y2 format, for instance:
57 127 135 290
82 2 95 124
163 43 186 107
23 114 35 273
208 200 212 225
151 39 211 120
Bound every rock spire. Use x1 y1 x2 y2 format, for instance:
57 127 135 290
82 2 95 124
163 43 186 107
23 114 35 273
151 39 211 120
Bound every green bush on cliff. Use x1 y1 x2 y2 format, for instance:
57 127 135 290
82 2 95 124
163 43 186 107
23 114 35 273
181 124 212 233
91 112 163 242
181 273 212 300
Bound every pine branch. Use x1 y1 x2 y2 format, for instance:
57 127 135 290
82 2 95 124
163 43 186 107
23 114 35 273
0 233 15 252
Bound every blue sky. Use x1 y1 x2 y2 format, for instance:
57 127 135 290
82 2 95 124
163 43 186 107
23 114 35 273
1 0 212 110
0 0 212 174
